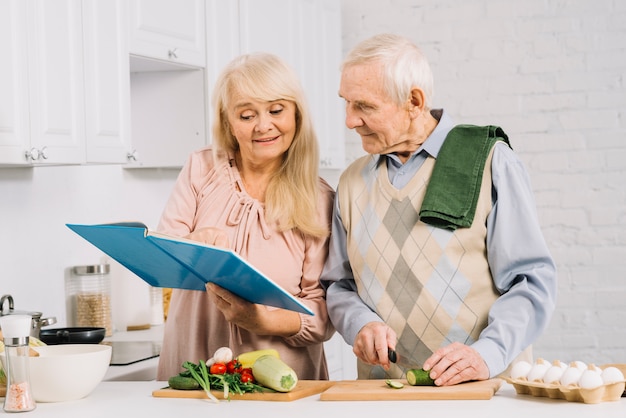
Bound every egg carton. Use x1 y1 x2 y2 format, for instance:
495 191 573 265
505 377 625 404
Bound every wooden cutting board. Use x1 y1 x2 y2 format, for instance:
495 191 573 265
320 378 502 401
152 380 335 402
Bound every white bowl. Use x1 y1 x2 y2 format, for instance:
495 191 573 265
2 344 111 402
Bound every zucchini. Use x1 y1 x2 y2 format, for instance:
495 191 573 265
251 354 298 392
406 369 436 386
168 375 200 390
237 348 280 369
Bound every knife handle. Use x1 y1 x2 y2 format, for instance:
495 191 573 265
388 348 397 363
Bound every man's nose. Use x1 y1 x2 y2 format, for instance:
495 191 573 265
345 108 362 129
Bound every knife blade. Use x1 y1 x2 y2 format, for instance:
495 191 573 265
388 347 421 370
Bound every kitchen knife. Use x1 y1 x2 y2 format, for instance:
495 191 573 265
388 347 421 370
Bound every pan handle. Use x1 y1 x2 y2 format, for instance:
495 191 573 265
56 329 71 343
0 294 14 313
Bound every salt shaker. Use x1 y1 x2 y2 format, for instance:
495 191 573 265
1 314 36 412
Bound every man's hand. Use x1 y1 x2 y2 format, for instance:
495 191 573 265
352 322 396 370
422 342 490 386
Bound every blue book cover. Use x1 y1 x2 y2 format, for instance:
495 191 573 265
66 222 313 315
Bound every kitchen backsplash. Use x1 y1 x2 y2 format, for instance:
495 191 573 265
0 164 177 326
0 164 340 330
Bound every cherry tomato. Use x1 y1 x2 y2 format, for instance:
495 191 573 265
209 363 227 374
226 359 242 374
240 370 255 383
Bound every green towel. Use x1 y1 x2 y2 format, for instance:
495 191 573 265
419 124 511 230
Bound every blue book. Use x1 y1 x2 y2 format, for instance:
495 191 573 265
66 222 314 315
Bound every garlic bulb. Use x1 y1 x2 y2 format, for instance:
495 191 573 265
212 346 233 364
510 361 532 380
579 369 604 389
601 366 625 384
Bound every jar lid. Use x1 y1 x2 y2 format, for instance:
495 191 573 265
72 264 110 275
0 314 32 338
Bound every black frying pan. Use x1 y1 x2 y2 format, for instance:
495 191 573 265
39 327 106 345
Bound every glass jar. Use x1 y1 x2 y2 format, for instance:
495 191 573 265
67 264 113 336
0 315 36 412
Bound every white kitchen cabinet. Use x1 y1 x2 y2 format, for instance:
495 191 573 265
129 0 206 68
0 0 30 164
0 0 84 165
83 0 133 164
0 0 131 166
206 0 345 170
125 0 207 168
126 67 206 168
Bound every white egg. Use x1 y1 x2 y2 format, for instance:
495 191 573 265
510 361 532 379
579 369 604 389
543 365 566 384
527 363 550 382
560 366 583 386
601 366 625 384
572 360 587 370
552 360 567 369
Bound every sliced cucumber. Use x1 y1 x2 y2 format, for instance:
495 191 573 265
385 379 404 389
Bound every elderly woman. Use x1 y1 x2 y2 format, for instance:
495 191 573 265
156 53 335 381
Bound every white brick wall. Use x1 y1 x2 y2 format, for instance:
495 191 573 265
340 0 626 365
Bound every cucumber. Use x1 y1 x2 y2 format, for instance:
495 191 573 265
251 354 298 392
168 375 200 390
385 379 404 389
406 369 436 386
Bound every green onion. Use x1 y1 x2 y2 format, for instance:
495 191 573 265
184 361 220 403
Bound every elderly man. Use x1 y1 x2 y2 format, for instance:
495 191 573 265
321 33 557 386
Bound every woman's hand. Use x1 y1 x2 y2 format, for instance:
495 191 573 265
353 322 396 370
186 227 229 247
422 342 490 386
206 283 301 337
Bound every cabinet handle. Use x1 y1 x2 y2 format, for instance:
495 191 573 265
320 157 332 167
25 148 39 161
168 48 178 59
24 147 48 162
127 149 139 162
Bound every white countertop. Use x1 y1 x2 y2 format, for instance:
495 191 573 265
45 326 620 417
10 381 625 418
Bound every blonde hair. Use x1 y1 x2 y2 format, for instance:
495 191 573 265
343 33 434 109
211 53 328 238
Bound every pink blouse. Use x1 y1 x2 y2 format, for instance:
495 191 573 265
156 147 336 381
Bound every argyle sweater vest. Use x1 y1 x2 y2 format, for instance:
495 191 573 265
338 149 500 379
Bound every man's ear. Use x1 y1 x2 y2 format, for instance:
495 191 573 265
408 87 426 118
